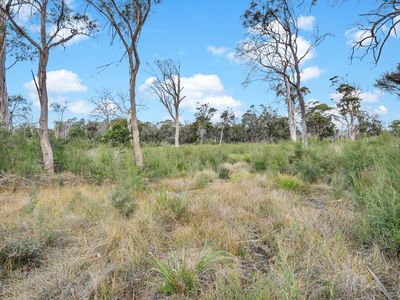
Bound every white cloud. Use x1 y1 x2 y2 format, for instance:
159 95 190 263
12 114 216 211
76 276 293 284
360 90 384 102
374 105 388 115
296 36 315 63
139 76 156 93
207 45 230 56
330 89 383 103
298 16 316 31
345 28 372 46
24 70 90 116
25 70 87 94
301 66 322 81
207 45 243 64
140 73 242 116
68 100 93 115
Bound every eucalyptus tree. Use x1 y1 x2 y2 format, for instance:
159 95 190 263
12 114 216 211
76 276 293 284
194 102 217 144
331 80 362 140
238 0 328 146
0 1 8 128
1 0 97 175
8 94 31 130
149 59 185 147
376 63 400 97
218 108 235 145
88 0 161 169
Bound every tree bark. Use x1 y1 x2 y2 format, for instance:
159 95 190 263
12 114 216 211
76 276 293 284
219 127 224 145
128 56 144 169
0 7 8 128
299 94 308 146
284 76 296 142
174 113 180 147
38 50 54 175
295 67 308 146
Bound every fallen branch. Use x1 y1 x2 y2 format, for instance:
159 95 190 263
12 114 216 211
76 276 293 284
367 266 393 300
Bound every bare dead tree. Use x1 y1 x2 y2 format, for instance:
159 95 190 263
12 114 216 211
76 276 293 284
149 59 185 147
237 28 298 142
238 0 328 146
1 0 97 175
88 0 161 169
90 88 130 127
352 0 400 63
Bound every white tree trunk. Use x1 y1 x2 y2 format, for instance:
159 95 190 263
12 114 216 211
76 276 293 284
284 77 296 142
0 8 8 128
128 60 144 169
38 51 54 175
174 114 180 147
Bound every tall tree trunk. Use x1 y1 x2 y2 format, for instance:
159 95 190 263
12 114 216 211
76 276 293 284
284 77 296 142
299 95 308 146
349 117 356 140
128 57 144 169
295 68 308 146
219 127 224 145
38 50 54 175
174 113 180 147
0 7 8 129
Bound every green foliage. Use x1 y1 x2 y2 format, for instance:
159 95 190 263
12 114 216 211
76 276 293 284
192 170 216 189
352 138 400 251
0 128 42 176
275 174 304 191
217 165 230 180
102 119 131 146
0 235 45 274
109 186 137 217
156 192 189 221
152 250 229 295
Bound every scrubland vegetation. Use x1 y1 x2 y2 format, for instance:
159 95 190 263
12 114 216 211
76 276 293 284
1 0 400 298
1 133 400 299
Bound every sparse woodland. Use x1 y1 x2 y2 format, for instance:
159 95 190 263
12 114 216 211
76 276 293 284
1 0 400 299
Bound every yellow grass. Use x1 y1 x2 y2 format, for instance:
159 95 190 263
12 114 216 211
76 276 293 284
1 163 399 299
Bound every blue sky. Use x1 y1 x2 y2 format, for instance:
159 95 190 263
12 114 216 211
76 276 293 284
7 0 400 127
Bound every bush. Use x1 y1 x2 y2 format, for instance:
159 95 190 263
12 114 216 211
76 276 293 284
0 235 45 275
0 128 42 176
102 119 131 146
275 174 304 192
109 186 137 217
152 250 229 295
217 165 230 180
192 170 216 189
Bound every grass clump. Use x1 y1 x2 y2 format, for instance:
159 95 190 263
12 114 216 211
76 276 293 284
156 191 189 221
275 174 304 192
192 170 217 189
152 250 229 295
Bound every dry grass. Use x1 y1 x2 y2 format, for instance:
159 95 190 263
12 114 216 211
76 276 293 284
1 163 399 299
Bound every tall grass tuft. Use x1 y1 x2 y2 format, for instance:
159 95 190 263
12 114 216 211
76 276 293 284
151 250 230 295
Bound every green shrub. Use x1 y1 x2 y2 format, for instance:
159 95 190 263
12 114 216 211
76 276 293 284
217 165 230 180
0 235 45 273
275 174 304 192
0 128 42 176
192 170 216 189
109 186 137 217
152 250 229 295
102 119 131 146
